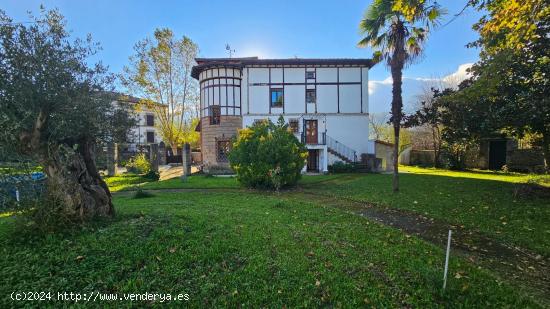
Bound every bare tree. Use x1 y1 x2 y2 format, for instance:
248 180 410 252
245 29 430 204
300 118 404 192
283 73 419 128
368 113 387 140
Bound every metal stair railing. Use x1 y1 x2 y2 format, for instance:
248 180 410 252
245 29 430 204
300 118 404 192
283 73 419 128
326 135 357 163
301 131 326 145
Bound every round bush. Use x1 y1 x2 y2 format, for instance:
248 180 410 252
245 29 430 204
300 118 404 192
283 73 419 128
229 116 307 190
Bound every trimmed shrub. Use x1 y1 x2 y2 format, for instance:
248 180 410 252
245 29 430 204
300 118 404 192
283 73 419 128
143 170 160 181
328 161 357 173
229 116 308 190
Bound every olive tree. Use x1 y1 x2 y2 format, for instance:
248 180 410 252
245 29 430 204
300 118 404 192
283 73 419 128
0 8 135 219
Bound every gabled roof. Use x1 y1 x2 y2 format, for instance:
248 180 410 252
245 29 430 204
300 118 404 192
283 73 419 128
191 57 374 79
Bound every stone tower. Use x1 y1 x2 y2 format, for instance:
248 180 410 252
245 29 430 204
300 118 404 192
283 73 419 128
192 58 250 173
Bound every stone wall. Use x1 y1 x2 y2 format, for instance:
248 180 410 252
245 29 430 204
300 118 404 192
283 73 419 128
508 149 545 173
409 150 436 166
200 115 242 173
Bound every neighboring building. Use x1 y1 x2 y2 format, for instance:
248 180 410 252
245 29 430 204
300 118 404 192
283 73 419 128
111 93 163 150
192 57 375 173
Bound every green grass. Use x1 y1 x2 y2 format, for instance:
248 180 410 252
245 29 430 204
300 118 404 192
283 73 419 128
0 191 538 307
309 167 550 256
401 165 550 187
104 174 151 192
141 175 240 190
105 173 345 192
1 167 547 307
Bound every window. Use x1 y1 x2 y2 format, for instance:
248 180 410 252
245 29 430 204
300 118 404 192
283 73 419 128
217 140 231 162
306 71 315 79
146 114 154 126
270 88 283 108
210 106 221 125
306 89 316 103
146 131 155 143
289 119 299 133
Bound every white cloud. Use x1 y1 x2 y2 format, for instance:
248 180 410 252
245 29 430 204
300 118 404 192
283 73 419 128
442 63 474 85
368 63 474 114
368 76 392 95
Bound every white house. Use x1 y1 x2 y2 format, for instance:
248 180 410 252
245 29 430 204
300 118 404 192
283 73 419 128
192 57 375 173
111 94 163 150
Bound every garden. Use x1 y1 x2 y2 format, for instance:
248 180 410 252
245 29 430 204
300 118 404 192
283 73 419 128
1 167 548 307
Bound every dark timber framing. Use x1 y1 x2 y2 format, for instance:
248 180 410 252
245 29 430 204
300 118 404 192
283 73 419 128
314 67 318 113
246 67 250 115
191 57 373 79
337 67 340 113
304 65 307 112
269 68 271 114
360 67 363 113
248 81 361 86
194 59 372 118
282 66 285 114
199 67 242 117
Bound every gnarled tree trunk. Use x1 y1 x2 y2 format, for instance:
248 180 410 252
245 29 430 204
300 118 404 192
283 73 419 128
20 108 114 219
42 141 114 219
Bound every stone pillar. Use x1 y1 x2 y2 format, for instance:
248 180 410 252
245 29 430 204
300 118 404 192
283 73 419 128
181 143 191 178
107 142 117 176
159 142 167 165
150 143 159 173
322 147 329 173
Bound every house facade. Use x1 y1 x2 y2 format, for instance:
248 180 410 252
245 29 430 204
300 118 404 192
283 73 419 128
112 94 163 150
192 57 375 173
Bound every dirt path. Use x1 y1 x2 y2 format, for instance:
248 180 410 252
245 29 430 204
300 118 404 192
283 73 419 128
287 186 549 306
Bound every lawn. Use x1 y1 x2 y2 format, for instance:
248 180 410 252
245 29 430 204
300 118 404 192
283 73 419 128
1 167 547 307
303 167 550 257
104 173 344 192
106 169 550 256
0 191 538 307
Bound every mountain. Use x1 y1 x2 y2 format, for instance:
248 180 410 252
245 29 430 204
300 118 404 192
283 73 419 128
368 63 473 115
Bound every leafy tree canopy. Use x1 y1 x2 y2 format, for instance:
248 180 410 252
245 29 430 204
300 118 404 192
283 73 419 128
465 0 550 171
121 29 199 151
0 7 135 219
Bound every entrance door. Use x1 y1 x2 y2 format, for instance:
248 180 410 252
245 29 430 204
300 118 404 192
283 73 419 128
489 140 507 170
305 120 318 144
307 149 319 172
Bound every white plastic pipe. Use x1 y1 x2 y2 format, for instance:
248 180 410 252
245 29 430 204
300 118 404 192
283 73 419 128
443 229 452 289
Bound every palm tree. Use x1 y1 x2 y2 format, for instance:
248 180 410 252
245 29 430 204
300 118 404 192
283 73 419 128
358 0 444 192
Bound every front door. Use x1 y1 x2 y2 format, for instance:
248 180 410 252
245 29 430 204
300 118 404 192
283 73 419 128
489 140 507 170
307 149 319 172
305 120 318 144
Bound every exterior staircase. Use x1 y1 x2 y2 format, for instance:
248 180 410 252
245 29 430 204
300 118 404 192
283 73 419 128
326 135 357 164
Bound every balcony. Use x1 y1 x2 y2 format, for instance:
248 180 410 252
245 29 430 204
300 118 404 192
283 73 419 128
301 131 326 145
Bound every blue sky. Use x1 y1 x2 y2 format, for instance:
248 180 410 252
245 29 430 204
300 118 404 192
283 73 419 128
2 0 482 113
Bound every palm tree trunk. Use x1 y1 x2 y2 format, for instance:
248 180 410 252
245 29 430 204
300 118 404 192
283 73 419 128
390 63 404 192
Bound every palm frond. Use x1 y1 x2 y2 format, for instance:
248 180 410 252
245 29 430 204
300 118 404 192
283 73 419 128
358 0 445 68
